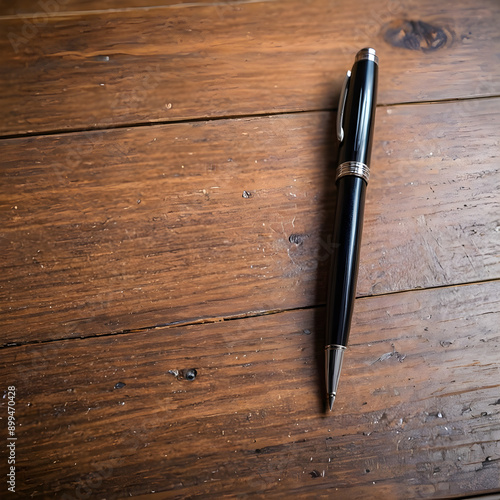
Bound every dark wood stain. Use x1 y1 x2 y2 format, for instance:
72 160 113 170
384 20 451 51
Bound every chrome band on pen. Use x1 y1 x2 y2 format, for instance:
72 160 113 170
355 47 379 65
325 344 347 351
335 161 370 183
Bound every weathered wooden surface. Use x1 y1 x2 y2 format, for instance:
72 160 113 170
1 0 499 135
1 0 500 498
0 0 219 16
1 99 499 345
1 282 499 499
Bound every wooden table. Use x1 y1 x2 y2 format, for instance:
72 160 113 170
1 0 499 498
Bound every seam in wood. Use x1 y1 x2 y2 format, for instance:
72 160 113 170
0 95 499 142
377 93 500 109
2 278 499 350
357 277 500 301
0 304 320 350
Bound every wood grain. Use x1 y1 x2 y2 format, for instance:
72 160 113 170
0 0 219 16
1 0 499 135
1 281 499 499
1 2 499 498
1 98 499 345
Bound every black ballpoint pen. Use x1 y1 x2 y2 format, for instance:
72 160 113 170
326 48 378 411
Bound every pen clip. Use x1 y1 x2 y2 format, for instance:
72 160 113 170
336 70 351 143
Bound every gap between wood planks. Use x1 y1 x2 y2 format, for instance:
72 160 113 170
2 277 499 349
0 94 499 141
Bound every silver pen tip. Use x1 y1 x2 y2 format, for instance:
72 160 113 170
328 394 335 411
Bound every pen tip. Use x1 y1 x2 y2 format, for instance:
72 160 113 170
328 394 335 411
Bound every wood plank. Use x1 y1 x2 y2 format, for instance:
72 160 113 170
361 98 500 296
1 0 499 135
1 281 499 498
0 0 219 16
1 98 499 344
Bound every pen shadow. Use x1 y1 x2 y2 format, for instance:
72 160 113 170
312 96 340 415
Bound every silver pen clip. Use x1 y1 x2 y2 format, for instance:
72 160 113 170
336 70 351 143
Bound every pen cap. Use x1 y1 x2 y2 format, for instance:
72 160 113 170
338 48 378 168
355 47 378 64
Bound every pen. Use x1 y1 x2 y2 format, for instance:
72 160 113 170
326 48 378 411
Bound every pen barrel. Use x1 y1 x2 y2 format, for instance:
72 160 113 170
326 175 366 347
326 49 377 348
338 57 378 167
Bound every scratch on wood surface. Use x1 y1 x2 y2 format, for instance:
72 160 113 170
372 344 406 364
